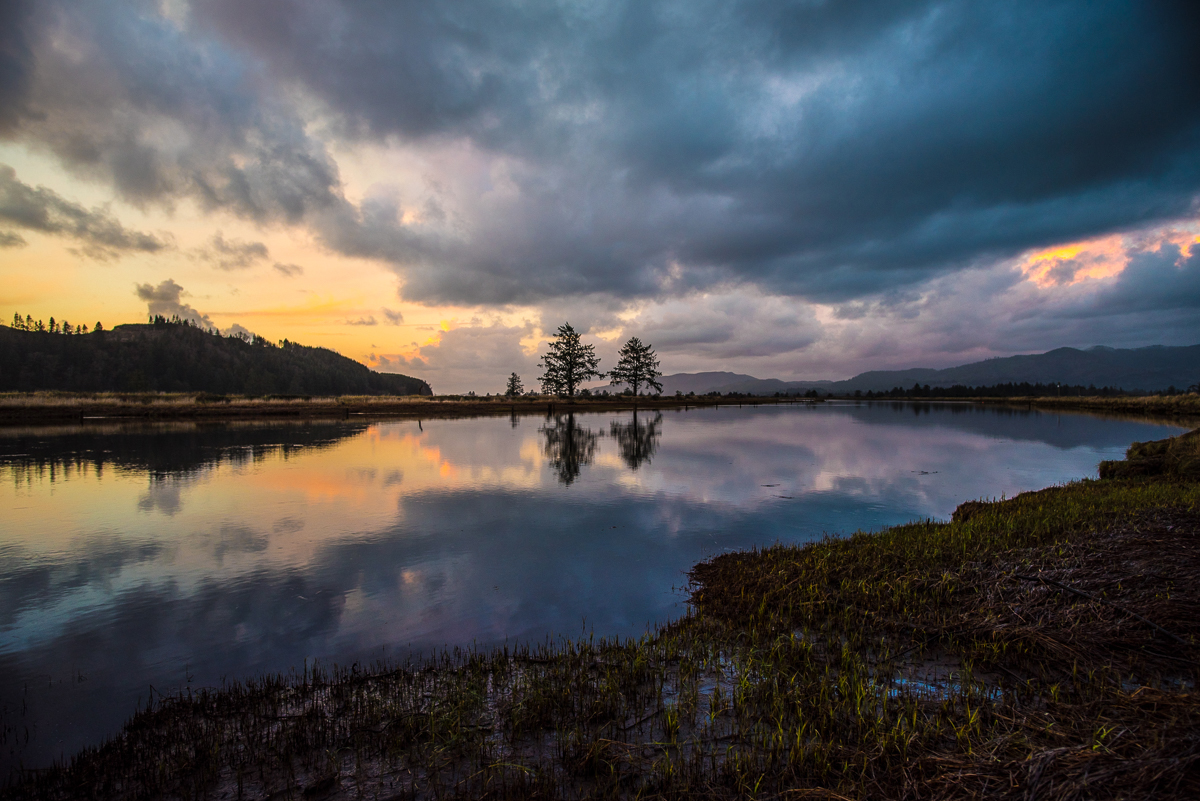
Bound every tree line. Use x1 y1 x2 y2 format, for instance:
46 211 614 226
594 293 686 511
504 323 664 398
10 312 103 335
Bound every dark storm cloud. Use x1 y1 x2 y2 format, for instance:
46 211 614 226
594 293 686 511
0 0 35 135
8 0 341 222
1081 244 1200 316
0 164 170 259
4 0 1200 307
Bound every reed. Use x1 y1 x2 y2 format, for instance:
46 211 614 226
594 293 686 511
5 435 1199 800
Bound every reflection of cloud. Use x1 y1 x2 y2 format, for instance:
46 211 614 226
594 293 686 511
4 406 1187 771
137 477 184 516
212 524 269 565
272 517 305 534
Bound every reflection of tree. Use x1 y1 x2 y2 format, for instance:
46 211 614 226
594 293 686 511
539 413 599 485
609 412 663 471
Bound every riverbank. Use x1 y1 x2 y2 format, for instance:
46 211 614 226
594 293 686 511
0 391 815 425
990 393 1200 418
5 431 1199 799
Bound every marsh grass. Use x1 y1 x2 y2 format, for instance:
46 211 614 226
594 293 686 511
5 445 1200 799
1007 393 1200 418
0 391 807 426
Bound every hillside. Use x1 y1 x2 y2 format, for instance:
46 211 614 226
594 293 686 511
657 371 770 395
661 344 1200 395
0 322 431 396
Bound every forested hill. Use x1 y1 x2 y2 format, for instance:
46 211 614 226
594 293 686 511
0 322 431 396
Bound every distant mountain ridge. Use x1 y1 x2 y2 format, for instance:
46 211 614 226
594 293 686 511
0 322 432 396
659 345 1200 395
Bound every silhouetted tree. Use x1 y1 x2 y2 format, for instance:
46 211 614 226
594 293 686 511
609 336 663 396
505 372 524 397
539 322 602 397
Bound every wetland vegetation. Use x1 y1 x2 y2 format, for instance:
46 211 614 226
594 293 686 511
5 424 1198 800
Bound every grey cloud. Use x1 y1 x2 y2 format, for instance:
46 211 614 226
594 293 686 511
190 0 1200 306
391 321 539 393
5 0 1200 316
9 1 341 222
633 293 822 360
195 232 269 270
374 354 427 372
1078 244 1200 317
0 230 27 248
382 308 404 325
134 278 212 326
0 164 170 259
272 262 303 277
223 322 255 339
0 1 35 135
345 316 377 326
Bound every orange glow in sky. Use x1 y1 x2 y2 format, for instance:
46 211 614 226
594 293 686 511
1021 234 1128 288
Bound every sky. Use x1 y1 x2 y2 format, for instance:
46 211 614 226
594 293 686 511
1 0 1199 394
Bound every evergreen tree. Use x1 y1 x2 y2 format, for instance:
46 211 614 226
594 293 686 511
505 372 524 397
609 336 663 396
538 322 602 397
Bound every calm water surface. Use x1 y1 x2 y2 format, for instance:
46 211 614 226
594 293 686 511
0 402 1187 771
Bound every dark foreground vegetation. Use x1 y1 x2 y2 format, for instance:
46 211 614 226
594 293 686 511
0 321 430 396
5 428 1200 799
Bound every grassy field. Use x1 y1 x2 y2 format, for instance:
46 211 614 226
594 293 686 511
993 393 1200 418
0 390 811 424
4 389 1200 427
4 429 1199 799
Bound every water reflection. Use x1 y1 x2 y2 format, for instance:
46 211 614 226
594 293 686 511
539 413 600 485
609 412 663 471
0 404 1187 774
